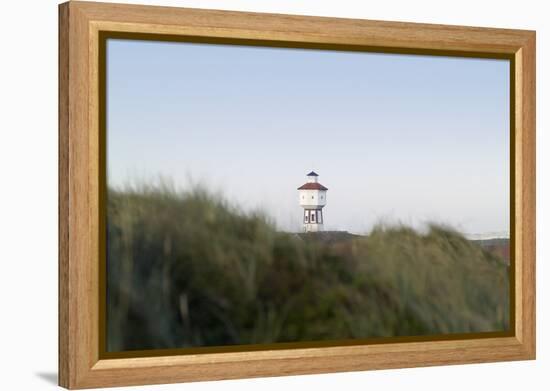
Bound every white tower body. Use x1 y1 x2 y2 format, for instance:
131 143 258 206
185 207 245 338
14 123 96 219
298 171 328 232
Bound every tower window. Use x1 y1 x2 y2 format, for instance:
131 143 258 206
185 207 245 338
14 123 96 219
311 196 314 199
311 213 315 222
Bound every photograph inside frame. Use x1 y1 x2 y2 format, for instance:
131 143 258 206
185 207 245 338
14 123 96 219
104 38 511 352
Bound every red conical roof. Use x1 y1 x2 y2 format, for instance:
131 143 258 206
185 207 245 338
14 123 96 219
297 182 328 190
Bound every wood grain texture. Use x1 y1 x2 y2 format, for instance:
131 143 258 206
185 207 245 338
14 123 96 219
76 1 531 54
59 1 98 388
58 1 536 388
517 35 536 356
58 3 70 387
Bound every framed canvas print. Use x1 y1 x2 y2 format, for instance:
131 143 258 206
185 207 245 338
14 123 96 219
58 1 536 389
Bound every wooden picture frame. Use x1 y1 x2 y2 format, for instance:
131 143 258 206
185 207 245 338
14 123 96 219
59 1 536 388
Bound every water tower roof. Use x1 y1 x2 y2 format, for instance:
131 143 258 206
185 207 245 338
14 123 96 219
297 182 328 190
307 171 319 177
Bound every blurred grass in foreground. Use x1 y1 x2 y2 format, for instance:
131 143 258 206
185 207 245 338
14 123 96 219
107 183 509 352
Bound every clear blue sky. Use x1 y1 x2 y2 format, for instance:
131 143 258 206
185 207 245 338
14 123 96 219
107 39 510 236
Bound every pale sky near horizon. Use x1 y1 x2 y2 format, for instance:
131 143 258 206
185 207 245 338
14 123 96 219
106 39 510 236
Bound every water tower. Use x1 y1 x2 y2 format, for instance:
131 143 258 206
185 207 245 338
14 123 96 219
297 171 328 232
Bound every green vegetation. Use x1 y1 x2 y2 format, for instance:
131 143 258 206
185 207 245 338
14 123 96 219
107 184 509 352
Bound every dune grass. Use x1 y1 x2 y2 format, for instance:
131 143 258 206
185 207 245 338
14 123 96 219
106 184 509 351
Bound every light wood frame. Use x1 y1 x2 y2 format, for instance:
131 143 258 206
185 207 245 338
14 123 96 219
59 1 536 389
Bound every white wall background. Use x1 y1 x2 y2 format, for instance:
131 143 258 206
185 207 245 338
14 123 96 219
0 0 546 389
